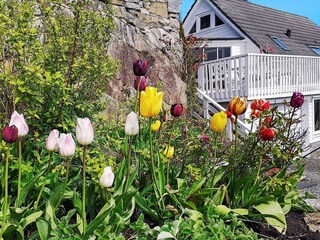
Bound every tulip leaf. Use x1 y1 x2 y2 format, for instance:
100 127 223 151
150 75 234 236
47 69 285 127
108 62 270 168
254 201 286 234
135 192 160 221
157 153 165 196
36 218 50 240
48 183 65 209
18 167 46 207
157 232 176 240
21 211 43 228
82 199 115 239
186 178 206 199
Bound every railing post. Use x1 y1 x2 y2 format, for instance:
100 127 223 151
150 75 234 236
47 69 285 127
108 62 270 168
203 98 209 120
245 54 249 98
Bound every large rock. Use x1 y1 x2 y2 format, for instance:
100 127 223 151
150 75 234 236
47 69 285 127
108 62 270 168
107 0 186 106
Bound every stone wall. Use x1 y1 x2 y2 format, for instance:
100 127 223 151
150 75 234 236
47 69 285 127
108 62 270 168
107 0 186 105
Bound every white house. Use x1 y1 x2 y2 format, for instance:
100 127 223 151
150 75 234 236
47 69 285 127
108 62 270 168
183 0 320 148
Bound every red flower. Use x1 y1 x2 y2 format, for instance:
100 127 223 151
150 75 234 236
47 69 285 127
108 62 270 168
133 60 148 76
230 117 235 123
259 126 277 141
170 104 183 117
264 116 272 126
225 110 232 118
251 99 270 111
250 109 261 119
134 76 149 91
2 125 18 144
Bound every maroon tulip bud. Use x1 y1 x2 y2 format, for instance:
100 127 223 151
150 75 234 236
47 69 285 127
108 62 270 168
2 125 18 143
170 104 183 117
134 76 149 91
290 92 304 108
133 60 148 76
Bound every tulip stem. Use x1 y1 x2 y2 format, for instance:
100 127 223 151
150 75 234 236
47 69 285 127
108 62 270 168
35 152 53 208
254 155 263 186
134 77 141 113
287 107 296 138
57 157 70 209
16 138 22 207
82 146 87 233
149 119 161 200
210 134 218 188
1 148 10 237
165 120 174 185
124 136 133 192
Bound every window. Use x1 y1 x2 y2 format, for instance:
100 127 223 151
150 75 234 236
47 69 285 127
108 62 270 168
310 46 320 55
189 22 196 34
215 15 224 27
271 37 290 50
204 47 231 61
315 99 320 132
200 14 211 30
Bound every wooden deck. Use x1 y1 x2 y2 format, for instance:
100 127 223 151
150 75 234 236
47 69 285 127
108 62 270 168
198 53 320 102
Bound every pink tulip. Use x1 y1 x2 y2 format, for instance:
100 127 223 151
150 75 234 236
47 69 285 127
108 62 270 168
76 118 94 145
58 133 76 157
46 129 59 152
9 111 28 138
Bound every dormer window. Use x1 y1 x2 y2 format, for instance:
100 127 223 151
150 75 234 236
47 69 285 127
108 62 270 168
189 22 196 34
310 46 320 55
200 14 211 30
215 15 224 27
271 36 290 50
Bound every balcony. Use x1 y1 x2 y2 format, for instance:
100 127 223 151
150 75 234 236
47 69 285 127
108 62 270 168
198 53 320 102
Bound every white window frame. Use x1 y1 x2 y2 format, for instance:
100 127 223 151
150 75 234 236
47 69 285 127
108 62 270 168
197 11 213 32
314 98 320 134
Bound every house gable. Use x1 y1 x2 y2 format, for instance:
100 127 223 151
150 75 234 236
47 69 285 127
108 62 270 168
183 0 243 39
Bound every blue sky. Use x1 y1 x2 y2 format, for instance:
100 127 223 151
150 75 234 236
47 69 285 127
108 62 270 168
180 0 320 26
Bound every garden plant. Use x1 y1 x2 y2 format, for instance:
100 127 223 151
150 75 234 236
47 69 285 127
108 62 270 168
0 1 315 239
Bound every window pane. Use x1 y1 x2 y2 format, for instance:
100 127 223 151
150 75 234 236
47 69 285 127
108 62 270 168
215 15 224 27
189 22 196 34
271 37 290 50
311 47 320 55
315 100 320 131
200 15 211 30
204 48 217 61
218 47 231 59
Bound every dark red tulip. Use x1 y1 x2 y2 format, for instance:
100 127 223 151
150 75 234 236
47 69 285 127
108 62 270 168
264 116 272 126
290 92 304 108
2 125 18 143
170 104 183 117
259 126 277 141
134 76 149 91
133 60 148 76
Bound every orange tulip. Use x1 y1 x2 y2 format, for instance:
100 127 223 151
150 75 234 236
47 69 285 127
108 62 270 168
228 96 247 116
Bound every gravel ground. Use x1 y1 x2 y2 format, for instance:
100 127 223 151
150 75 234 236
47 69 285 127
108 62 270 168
298 158 320 210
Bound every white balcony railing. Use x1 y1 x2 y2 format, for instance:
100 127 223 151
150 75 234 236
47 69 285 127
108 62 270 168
198 53 320 102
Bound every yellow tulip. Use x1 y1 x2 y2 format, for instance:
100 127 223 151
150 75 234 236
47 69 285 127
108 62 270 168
210 111 227 133
151 120 161 132
140 87 163 118
228 96 247 116
163 146 174 158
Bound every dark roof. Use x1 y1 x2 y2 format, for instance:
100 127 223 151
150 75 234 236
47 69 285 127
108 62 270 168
208 0 320 56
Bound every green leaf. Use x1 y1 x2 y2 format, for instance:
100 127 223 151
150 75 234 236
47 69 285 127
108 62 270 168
45 202 57 229
254 201 287 234
21 210 43 228
36 218 50 240
186 178 206 199
157 232 176 240
18 168 46 207
82 199 115 239
48 183 64 209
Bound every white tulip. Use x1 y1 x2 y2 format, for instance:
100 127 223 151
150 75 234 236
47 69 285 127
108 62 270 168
76 118 94 145
99 166 115 188
58 133 76 158
9 111 29 138
46 129 59 152
125 112 139 136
